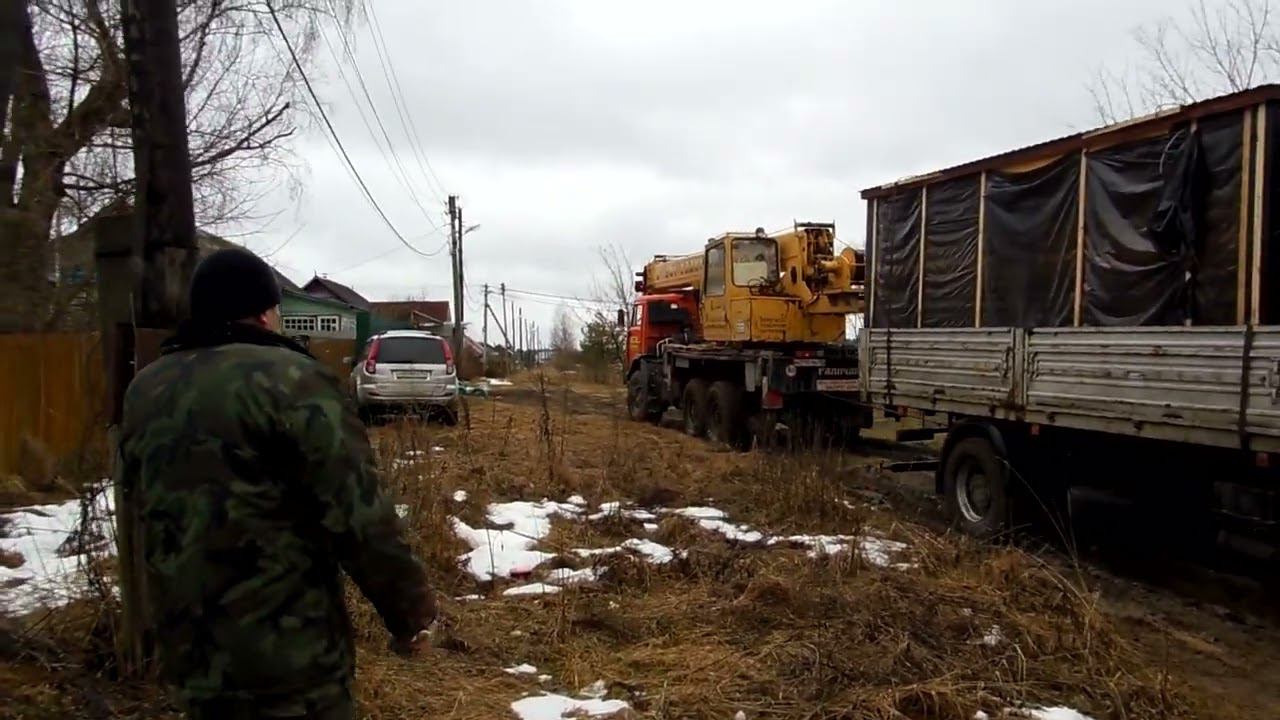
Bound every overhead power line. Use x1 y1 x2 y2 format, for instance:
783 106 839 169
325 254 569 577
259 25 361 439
266 2 439 258
504 286 617 306
363 0 449 202
319 6 446 236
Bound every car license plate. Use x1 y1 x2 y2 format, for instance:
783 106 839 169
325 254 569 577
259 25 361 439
395 371 431 379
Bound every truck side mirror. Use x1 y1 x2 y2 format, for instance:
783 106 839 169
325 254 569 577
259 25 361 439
616 308 626 327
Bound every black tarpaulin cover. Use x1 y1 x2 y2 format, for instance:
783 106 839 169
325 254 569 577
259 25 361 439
981 156 1080 327
872 189 921 328
921 176 979 327
1191 113 1242 325
1083 133 1192 325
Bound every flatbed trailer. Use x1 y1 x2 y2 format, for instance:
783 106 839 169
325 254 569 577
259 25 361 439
859 87 1280 554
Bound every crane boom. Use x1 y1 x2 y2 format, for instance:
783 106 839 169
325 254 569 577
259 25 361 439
643 252 703 292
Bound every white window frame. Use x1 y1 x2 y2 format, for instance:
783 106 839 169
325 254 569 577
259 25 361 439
317 315 340 334
282 315 317 333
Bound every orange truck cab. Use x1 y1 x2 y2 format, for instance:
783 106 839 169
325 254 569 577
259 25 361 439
624 292 701 368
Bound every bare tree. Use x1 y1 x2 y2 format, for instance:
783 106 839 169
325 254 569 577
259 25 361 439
549 304 577 369
1090 0 1279 123
0 0 356 331
576 242 634 368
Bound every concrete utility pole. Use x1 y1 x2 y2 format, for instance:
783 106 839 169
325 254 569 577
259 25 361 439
482 283 489 372
518 307 524 364
101 0 200 675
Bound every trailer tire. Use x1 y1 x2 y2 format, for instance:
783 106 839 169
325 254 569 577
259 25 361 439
682 379 709 437
942 436 1010 540
707 381 748 449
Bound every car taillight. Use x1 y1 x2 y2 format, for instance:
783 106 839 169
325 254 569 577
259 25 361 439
441 339 455 374
364 337 381 374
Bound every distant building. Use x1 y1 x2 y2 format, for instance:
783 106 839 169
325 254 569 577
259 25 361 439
279 290 360 340
370 300 451 328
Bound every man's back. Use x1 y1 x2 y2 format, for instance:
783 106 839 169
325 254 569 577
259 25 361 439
120 331 432 712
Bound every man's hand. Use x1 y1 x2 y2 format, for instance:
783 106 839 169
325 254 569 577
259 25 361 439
391 620 437 657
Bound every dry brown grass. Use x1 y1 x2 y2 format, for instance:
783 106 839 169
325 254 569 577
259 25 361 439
0 372 1253 719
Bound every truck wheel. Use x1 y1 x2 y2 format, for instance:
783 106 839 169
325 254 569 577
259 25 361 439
626 367 664 424
707 381 747 449
682 380 709 437
942 436 1010 539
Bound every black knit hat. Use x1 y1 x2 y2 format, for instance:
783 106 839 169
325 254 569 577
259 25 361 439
189 248 283 323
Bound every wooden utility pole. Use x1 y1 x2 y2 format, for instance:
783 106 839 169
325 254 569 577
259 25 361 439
447 195 463 361
518 308 524 364
481 283 489 372
500 283 509 350
102 0 200 675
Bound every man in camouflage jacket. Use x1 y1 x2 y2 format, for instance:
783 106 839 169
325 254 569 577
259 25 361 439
118 249 435 719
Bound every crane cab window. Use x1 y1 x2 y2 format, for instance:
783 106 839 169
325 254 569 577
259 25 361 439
732 237 778 286
630 302 642 327
705 243 726 296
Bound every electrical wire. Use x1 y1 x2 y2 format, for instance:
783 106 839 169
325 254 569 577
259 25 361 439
266 2 439 258
318 7 447 237
363 0 448 202
504 286 616 306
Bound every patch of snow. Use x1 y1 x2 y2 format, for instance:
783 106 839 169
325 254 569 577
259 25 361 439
537 674 552 683
670 506 728 521
432 445 445 452
504 663 539 675
503 583 562 597
642 522 659 533
452 490 469 502
694 517 765 544
978 625 1003 647
579 679 608 699
404 450 426 457
455 594 483 602
488 500 581 539
0 493 115 616
487 378 514 387
546 566 603 587
587 502 622 520
395 504 409 518
566 495 588 506
572 547 623 559
510 694 629 720
772 534 852 557
621 538 675 564
735 713 748 720
451 518 556 582
974 712 990 720
858 536 910 567
1019 708 1096 720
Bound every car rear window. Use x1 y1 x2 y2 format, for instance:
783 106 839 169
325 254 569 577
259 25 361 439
377 336 446 364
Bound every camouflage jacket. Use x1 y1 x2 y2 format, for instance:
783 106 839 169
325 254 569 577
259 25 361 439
118 321 434 703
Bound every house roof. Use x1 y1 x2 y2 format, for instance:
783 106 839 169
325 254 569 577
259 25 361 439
370 300 451 324
304 276 371 311
196 230 301 292
281 287 356 312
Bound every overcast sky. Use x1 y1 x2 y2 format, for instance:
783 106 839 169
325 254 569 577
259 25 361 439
234 0 1180 340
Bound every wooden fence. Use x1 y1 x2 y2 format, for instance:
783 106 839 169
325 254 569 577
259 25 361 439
0 333 106 478
0 333 360 479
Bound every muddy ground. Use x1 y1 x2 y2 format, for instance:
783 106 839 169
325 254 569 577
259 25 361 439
3 373 1280 719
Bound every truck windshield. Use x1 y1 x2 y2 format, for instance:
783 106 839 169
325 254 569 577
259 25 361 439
732 238 778 286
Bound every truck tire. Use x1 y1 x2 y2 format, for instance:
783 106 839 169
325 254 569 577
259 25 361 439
626 365 664 424
942 436 1011 539
707 381 747 449
682 379 709 437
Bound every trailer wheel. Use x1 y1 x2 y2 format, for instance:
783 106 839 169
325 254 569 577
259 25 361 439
707 381 747 449
626 364 665 424
942 436 1010 539
682 379 709 437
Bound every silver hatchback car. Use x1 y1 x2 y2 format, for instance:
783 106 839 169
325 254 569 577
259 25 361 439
350 330 459 424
